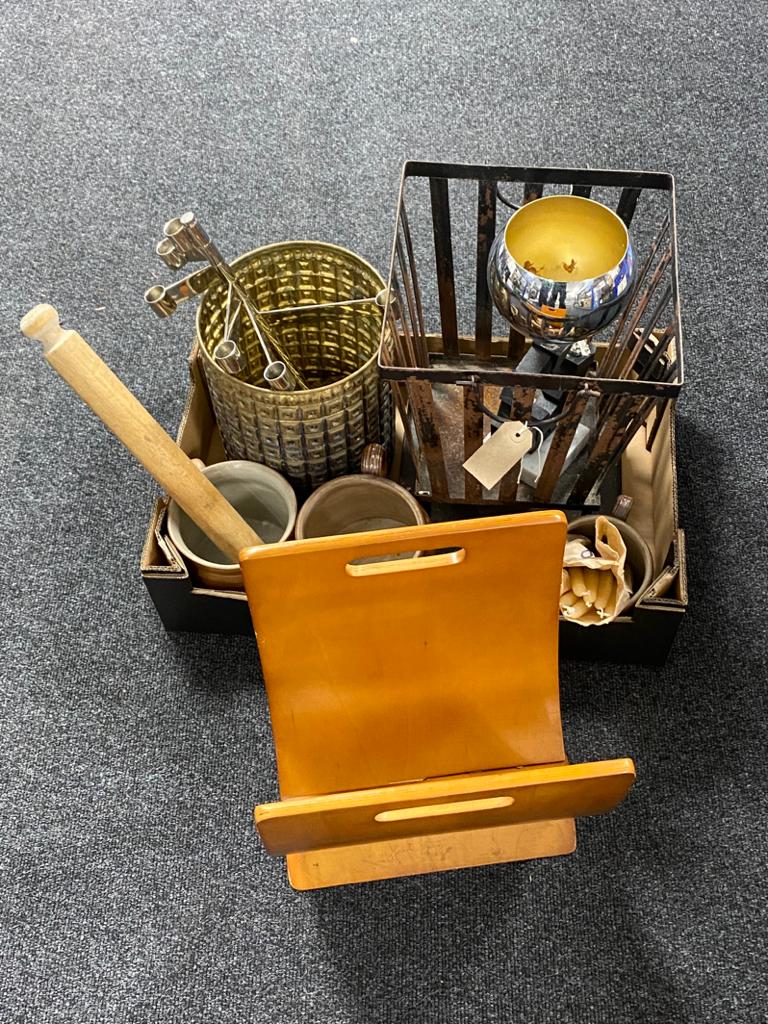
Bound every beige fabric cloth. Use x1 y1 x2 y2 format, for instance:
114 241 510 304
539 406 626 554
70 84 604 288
560 516 632 627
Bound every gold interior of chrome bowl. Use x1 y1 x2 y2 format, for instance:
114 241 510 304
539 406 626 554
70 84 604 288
504 195 629 283
197 242 384 391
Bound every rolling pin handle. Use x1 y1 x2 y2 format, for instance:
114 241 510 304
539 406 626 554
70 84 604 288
20 304 65 352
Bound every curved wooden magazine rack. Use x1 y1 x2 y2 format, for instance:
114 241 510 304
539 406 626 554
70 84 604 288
241 511 635 889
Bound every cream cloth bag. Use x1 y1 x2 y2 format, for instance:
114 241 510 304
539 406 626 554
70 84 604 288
560 515 632 627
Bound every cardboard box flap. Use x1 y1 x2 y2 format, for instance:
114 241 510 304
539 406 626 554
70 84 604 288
140 497 189 578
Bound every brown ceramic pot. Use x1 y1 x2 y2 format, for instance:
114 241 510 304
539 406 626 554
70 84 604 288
295 475 427 541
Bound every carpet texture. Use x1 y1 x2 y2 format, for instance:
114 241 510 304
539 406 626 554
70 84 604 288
1 2 766 1022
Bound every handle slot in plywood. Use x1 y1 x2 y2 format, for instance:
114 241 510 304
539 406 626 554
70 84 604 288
375 796 514 822
346 547 465 577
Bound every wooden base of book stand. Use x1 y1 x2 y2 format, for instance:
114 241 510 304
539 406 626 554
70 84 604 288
240 512 636 891
286 819 576 890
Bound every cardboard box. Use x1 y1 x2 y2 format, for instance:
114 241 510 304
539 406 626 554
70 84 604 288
141 350 687 664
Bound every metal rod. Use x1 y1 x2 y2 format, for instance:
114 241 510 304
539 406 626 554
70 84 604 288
598 282 674 431
223 281 235 339
507 326 526 363
212 291 245 374
474 180 496 361
463 383 484 502
386 304 410 369
616 281 674 383
384 357 679 397
400 202 427 342
574 393 652 502
429 177 459 358
601 244 672 381
402 160 673 192
258 295 385 318
534 388 591 502
144 265 219 318
168 213 308 391
600 215 670 378
393 279 419 369
592 394 658 493
396 236 427 367
637 323 676 384
407 378 450 499
643 369 676 453
616 187 641 227
496 386 537 503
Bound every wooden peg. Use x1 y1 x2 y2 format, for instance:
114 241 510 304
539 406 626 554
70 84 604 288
21 304 264 560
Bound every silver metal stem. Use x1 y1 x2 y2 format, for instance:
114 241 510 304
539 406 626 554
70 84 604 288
172 213 307 392
258 292 387 318
144 266 218 318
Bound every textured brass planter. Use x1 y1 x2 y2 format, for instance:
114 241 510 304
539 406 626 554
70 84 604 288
196 241 392 491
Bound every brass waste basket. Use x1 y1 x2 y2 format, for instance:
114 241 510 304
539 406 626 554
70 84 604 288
197 240 392 492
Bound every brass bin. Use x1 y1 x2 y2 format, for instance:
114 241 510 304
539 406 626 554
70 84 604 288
196 241 392 491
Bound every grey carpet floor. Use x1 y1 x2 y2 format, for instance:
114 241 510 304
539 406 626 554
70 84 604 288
1 2 766 1022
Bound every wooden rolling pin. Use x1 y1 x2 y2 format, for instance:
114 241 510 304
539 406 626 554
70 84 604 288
20 304 264 560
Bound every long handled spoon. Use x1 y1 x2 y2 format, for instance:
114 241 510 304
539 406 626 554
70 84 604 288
20 304 264 560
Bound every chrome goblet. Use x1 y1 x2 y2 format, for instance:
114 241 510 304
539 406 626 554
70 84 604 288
487 195 635 345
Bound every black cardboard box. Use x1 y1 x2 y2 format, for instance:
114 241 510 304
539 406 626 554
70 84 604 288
141 350 687 664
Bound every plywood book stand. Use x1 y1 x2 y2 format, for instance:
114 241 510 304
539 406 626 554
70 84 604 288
241 511 635 890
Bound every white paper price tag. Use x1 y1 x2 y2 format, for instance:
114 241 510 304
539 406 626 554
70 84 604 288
462 420 533 490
